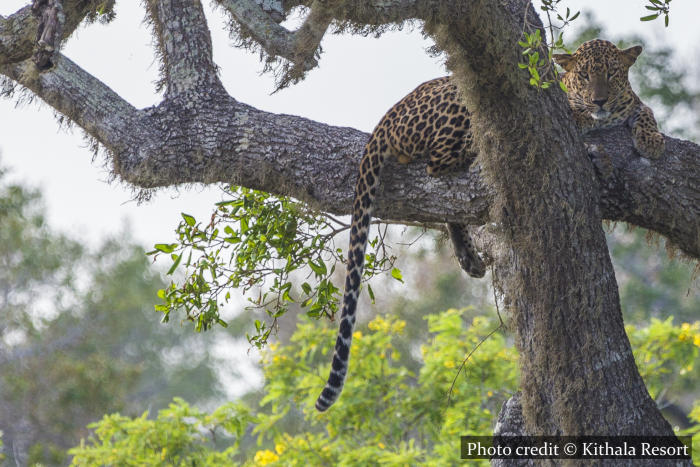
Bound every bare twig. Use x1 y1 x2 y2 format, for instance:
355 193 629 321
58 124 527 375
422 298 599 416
31 0 64 70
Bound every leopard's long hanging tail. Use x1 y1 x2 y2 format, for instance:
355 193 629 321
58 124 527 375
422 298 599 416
315 135 385 412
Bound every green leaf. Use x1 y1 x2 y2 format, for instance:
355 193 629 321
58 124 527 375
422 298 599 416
391 267 404 283
308 259 327 276
182 213 196 227
154 243 177 253
640 14 659 21
167 253 183 275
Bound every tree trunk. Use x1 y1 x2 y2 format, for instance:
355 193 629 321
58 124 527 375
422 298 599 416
426 1 675 439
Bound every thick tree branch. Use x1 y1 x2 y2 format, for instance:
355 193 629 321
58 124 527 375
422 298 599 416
144 0 223 96
590 127 700 259
1 48 696 259
0 54 145 155
251 0 286 23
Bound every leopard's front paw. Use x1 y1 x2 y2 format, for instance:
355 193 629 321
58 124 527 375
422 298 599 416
574 111 596 133
633 130 665 160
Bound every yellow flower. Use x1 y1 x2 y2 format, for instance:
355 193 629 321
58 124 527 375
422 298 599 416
681 323 691 331
368 316 390 333
694 334 700 348
392 320 406 334
378 442 386 449
275 443 286 455
254 449 279 465
444 360 455 368
487 391 493 397
353 331 363 340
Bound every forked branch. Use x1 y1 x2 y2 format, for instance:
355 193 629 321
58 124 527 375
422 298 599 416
216 0 332 86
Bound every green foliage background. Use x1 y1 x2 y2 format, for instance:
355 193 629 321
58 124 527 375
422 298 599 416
0 172 227 465
68 310 700 466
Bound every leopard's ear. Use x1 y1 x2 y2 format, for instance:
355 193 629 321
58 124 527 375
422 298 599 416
552 53 576 71
620 45 643 66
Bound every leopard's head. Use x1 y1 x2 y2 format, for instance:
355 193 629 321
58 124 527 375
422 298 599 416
553 39 641 121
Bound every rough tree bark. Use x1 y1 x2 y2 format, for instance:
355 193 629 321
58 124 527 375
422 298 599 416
1 0 698 462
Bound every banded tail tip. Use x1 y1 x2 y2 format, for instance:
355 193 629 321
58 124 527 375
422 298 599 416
315 386 338 412
315 399 330 412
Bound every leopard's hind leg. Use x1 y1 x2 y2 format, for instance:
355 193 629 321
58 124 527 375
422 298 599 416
426 149 485 278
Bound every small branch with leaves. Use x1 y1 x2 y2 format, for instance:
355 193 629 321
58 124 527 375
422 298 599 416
149 186 403 347
641 0 672 27
519 0 580 90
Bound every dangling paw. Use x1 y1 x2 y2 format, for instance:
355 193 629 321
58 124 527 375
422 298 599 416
633 130 665 160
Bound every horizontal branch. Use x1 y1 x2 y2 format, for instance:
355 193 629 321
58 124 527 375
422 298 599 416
114 94 494 226
114 104 697 261
589 126 700 258
1 60 695 263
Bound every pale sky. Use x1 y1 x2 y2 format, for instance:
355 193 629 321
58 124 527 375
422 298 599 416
0 1 698 250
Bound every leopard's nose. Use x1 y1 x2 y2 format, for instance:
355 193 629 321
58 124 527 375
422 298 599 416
593 98 607 107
